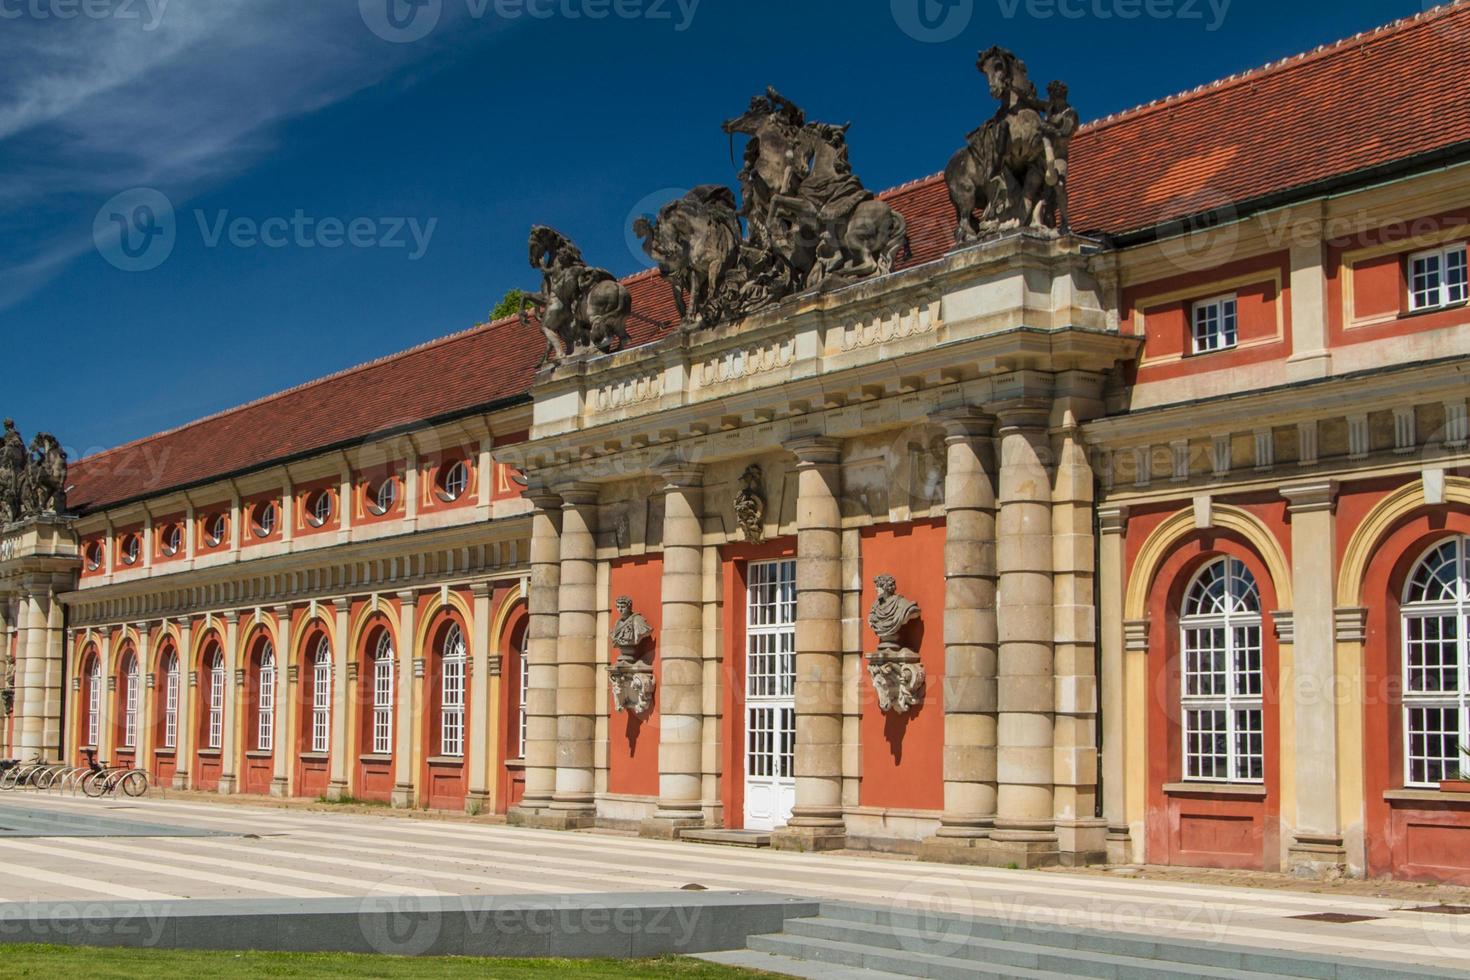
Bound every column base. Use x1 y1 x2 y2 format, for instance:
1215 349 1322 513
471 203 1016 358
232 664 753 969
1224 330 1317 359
217 775 237 795
1105 824 1134 866
170 773 190 791
1054 818 1109 867
391 783 416 809
1288 833 1347 878
516 810 595 831
639 810 705 840
771 815 847 853
268 777 289 798
464 792 490 816
325 780 349 802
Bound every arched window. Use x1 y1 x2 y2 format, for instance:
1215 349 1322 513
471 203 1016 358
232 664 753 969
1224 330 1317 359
257 644 276 752
163 652 180 749
311 636 332 754
440 623 466 758
86 658 101 747
1402 536 1470 788
208 651 225 749
1179 557 1264 783
373 631 395 755
122 655 140 749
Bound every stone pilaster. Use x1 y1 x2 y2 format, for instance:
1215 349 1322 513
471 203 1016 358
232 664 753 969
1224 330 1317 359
920 409 999 864
991 403 1059 867
509 489 562 823
173 621 193 789
0 600 13 759
219 611 240 794
327 598 351 801
95 629 115 763
549 483 599 829
465 581 493 814
1282 480 1347 876
270 605 291 797
644 467 707 838
1097 505 1131 864
772 435 847 852
1051 425 1105 866
136 623 155 767
391 591 417 808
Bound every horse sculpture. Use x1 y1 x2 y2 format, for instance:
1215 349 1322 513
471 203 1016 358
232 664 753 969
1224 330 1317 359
518 226 633 362
634 186 745 330
20 434 68 517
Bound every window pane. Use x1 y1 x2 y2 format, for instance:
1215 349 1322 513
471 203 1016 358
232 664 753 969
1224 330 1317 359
1233 708 1264 782
1407 706 1459 786
1447 247 1468 304
1185 708 1229 780
1412 253 1443 310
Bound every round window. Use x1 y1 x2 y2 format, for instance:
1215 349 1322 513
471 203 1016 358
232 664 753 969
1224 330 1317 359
205 513 228 548
368 476 399 516
84 541 103 571
161 524 183 557
121 534 141 566
305 490 333 527
438 461 469 502
254 502 277 538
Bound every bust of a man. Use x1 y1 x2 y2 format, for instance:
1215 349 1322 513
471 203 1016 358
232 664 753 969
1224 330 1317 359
868 574 920 652
610 595 653 663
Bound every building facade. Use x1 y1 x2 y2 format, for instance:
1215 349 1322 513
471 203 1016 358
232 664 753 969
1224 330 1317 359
3 5 1470 883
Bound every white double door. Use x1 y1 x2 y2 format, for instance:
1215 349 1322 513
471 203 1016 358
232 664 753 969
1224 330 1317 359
744 559 797 832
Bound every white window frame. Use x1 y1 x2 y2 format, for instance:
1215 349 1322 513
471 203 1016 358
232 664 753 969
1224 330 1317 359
1179 557 1265 784
121 535 140 566
746 559 797 775
162 524 182 557
517 629 529 760
122 657 139 749
311 637 332 754
440 624 466 758
208 653 225 749
1191 293 1239 355
373 632 395 755
257 645 276 752
1401 536 1470 788
163 653 179 749
207 514 227 548
86 659 101 747
370 477 398 515
1408 243 1469 313
308 491 333 527
254 502 277 538
440 461 469 501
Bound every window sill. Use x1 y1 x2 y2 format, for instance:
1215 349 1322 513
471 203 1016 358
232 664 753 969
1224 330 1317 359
245 750 273 759
154 750 176 757
358 754 393 764
504 759 527 771
197 749 221 758
299 752 329 762
1163 782 1266 799
1385 789 1470 805
426 755 465 766
1401 299 1468 319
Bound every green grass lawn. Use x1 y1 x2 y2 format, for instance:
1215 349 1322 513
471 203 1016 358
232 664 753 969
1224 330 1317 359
0 946 777 978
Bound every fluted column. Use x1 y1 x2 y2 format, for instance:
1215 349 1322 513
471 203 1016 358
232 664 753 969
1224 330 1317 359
465 581 493 813
550 483 599 828
270 605 291 797
391 591 417 808
992 403 1059 867
644 466 706 838
173 622 193 789
773 436 847 852
327 598 351 800
510 489 562 822
218 611 240 794
921 409 999 862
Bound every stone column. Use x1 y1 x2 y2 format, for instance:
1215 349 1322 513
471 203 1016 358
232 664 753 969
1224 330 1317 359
219 612 240 794
1282 480 1346 875
772 436 847 852
96 630 115 763
465 581 493 814
392 591 417 808
644 466 706 838
991 403 1059 867
1 600 14 759
510 489 562 822
17 587 54 759
1051 425 1105 866
270 605 291 797
1097 505 1131 864
549 483 599 829
136 623 155 768
40 585 65 759
173 621 193 789
921 409 999 863
327 598 351 801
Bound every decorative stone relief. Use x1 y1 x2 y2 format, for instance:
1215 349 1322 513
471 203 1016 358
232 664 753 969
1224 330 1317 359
734 465 767 544
866 574 924 714
608 596 655 716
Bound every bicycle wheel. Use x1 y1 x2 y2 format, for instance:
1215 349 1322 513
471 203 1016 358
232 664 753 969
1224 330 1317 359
81 771 108 798
120 770 149 798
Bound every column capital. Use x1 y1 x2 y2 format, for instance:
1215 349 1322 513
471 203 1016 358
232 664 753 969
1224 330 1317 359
222 610 241 625
990 400 1052 432
654 464 705 490
523 481 562 510
932 407 996 440
1097 505 1129 535
332 596 351 613
784 434 843 466
470 580 494 600
271 604 292 619
553 481 600 506
1281 479 1338 514
395 589 418 605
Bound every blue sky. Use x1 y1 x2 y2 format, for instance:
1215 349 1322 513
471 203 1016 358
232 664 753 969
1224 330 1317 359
0 0 1432 457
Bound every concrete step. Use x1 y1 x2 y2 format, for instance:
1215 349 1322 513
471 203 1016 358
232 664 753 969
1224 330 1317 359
695 947 908 979
680 828 772 847
781 917 1262 980
816 903 1462 980
749 932 1073 980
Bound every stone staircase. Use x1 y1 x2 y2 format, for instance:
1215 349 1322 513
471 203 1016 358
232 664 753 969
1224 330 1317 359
699 901 1465 980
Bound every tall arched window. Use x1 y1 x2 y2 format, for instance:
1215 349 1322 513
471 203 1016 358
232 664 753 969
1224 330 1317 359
163 652 180 749
1180 557 1264 783
1402 536 1470 788
208 651 225 749
86 657 101 747
440 623 466 758
257 644 276 752
311 636 332 754
373 631 394 755
122 655 140 749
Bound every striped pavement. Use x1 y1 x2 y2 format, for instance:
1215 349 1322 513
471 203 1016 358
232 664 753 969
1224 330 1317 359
0 795 1468 972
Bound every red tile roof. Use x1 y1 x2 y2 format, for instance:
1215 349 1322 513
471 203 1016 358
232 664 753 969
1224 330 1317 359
67 2 1470 512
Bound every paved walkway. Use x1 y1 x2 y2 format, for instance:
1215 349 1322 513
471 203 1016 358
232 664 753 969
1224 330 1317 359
0 795 1467 972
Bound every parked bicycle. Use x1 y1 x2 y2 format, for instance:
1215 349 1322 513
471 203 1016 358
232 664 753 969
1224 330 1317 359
0 751 150 797
79 749 148 798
